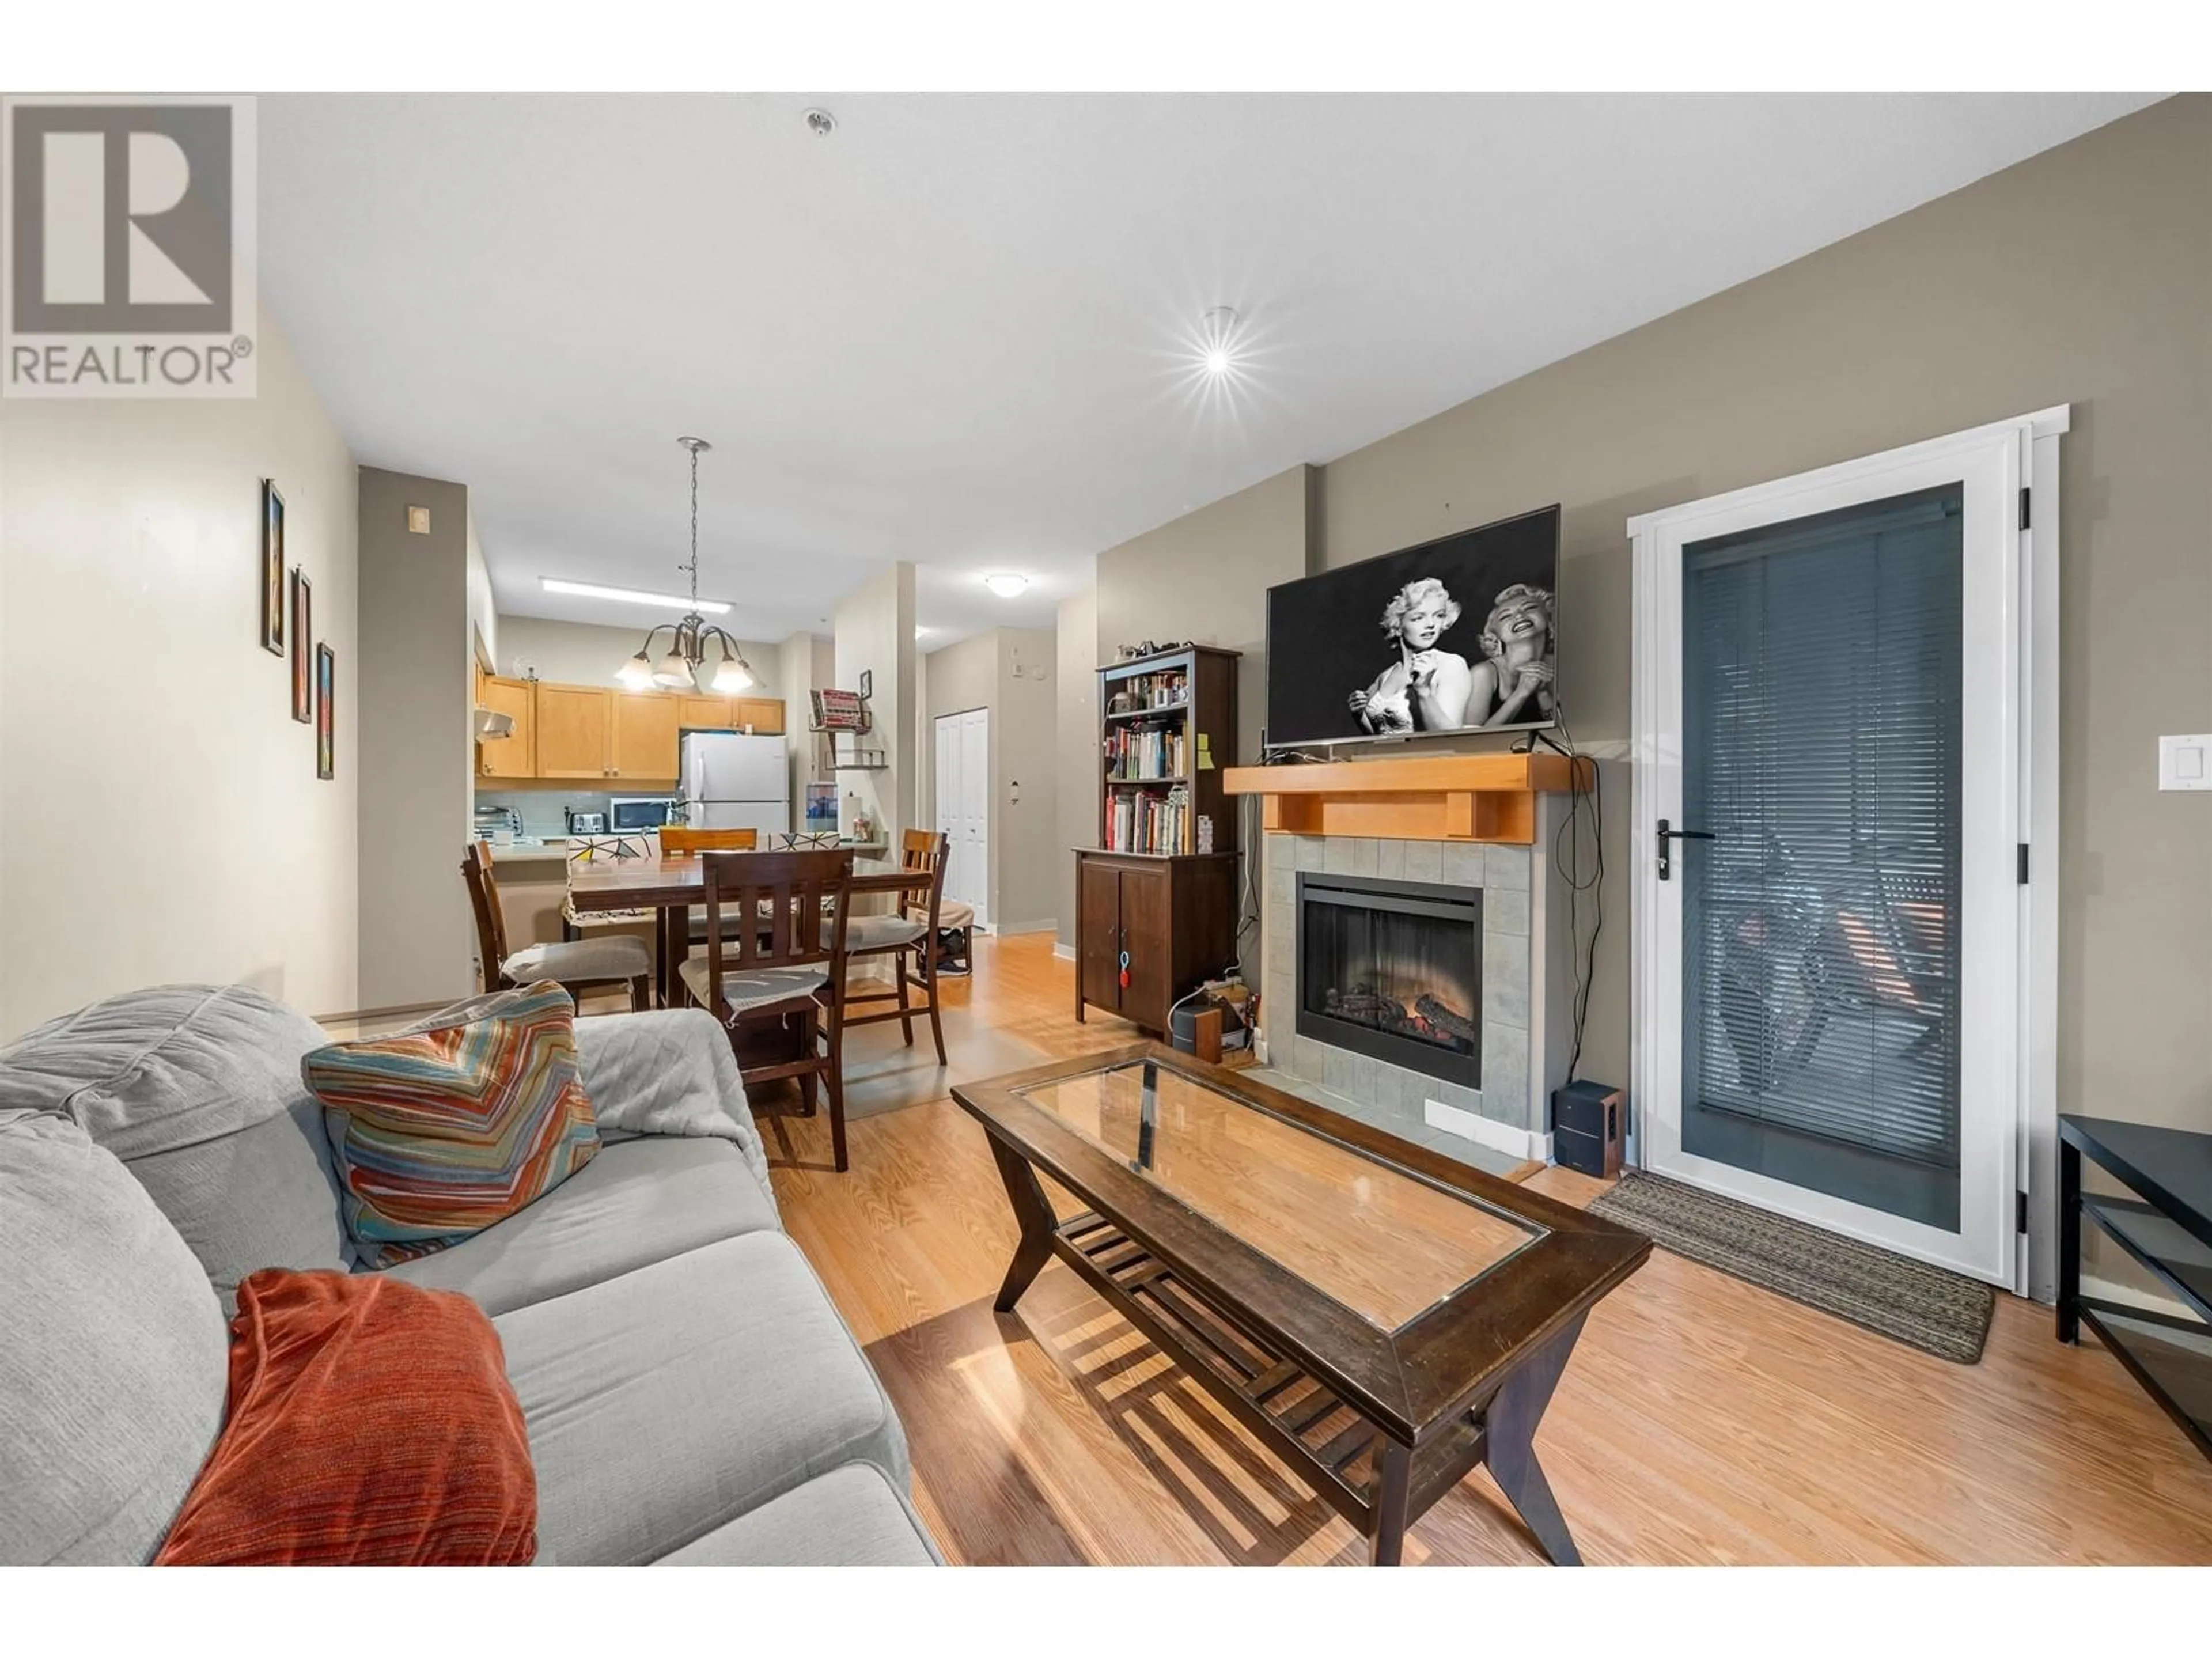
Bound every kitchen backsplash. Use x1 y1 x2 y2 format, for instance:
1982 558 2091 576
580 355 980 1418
474 789 675 839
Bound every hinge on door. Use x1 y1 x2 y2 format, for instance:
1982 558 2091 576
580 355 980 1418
2017 1190 2029 1233
2017 843 2030 885
2019 487 2031 531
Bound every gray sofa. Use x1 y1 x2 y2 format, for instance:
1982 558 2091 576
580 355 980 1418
0 984 938 1567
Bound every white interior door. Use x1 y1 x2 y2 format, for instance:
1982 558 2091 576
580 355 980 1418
1631 412 2057 1287
934 709 991 929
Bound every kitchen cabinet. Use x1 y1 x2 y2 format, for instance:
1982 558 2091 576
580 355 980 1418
535 684 613 778
497 681 782 782
733 696 785 735
611 692 680 779
1072 849 1239 1034
677 695 733 730
475 675 536 779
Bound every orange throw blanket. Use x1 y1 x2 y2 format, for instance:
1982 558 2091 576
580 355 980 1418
156 1270 536 1565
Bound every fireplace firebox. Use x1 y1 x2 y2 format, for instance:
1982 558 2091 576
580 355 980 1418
1296 872 1482 1089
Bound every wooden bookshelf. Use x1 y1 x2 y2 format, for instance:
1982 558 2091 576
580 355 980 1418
1076 645 1243 1033
1094 645 1240 855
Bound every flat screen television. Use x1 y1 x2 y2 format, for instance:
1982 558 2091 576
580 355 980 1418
1264 504 1561 751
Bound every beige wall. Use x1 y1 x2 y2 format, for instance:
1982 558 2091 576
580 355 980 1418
778 630 828 819
1094 464 1312 772
491 613 781 693
357 467 476 1009
833 563 915 842
924 628 1060 931
994 629 1060 931
0 308 360 1035
1055 584 1100 950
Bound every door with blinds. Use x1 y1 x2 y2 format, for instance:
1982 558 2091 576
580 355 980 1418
1632 418 2041 1286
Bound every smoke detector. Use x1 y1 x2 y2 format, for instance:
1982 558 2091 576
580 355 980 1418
804 108 837 137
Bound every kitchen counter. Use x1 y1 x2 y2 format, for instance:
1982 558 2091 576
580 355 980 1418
481 835 889 864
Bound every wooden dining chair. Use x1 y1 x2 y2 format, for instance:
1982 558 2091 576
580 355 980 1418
658 826 759 855
835 830 950 1066
658 825 762 944
462 840 653 1010
679 847 859 1172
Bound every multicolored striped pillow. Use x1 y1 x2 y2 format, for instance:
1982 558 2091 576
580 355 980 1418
302 982 600 1267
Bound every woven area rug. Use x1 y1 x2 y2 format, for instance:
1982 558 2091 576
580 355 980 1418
1589 1170 1995 1364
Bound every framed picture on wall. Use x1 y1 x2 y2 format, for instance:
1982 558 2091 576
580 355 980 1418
290 570 313 722
260 480 286 656
316 643 335 779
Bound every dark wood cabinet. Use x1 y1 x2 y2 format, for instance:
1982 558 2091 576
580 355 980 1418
1073 850 1240 1034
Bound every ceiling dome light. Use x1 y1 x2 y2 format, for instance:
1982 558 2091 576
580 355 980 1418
982 573 1029 599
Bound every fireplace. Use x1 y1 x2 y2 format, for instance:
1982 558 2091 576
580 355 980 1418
1296 872 1483 1089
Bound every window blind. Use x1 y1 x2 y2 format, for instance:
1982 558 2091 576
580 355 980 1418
1680 484 1965 1172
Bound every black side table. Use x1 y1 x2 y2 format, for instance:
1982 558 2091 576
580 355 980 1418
2058 1114 2212 1460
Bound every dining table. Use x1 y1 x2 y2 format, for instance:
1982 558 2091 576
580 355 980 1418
565 848 929 1011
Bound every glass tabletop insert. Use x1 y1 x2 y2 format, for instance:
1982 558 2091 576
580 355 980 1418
1013 1055 1545 1330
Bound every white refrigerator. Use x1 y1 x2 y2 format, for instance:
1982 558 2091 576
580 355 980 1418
680 732 789 840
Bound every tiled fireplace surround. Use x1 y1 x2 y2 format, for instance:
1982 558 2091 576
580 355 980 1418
1257 801 1573 1176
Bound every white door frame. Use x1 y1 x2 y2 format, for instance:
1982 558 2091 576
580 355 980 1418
1628 406 2066 1294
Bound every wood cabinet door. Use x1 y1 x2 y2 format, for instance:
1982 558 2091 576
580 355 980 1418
733 696 785 735
476 676 537 779
535 684 613 778
677 695 733 730
1078 859 1124 1012
611 692 681 779
1116 865 1172 1029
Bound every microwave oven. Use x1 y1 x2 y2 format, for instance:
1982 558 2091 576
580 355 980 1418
608 797 677 833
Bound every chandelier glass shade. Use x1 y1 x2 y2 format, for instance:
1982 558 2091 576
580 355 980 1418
616 437 756 695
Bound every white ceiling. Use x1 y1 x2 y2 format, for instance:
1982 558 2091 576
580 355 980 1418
259 92 2158 645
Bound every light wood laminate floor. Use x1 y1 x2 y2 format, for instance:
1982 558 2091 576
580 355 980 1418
760 934 2212 1565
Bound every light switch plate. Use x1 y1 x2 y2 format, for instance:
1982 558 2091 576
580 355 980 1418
2158 734 2212 791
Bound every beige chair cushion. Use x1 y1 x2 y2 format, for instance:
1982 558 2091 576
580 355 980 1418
846 914 926 952
505 933 652 984
919 900 975 931
677 956 827 1017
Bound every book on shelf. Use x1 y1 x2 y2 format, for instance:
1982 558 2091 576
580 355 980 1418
1104 723 1186 780
1104 783 1193 855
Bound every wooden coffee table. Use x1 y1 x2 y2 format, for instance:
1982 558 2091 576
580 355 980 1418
952 1043 1649 1565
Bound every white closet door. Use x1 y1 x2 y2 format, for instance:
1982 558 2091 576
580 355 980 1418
933 710 991 929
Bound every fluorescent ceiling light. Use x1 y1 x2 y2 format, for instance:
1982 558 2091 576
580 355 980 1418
541 577 730 616
982 573 1029 599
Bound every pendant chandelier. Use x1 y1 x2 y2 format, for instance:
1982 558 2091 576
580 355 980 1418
616 436 757 694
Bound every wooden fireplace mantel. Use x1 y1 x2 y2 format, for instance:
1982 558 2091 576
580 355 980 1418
1221 752 1592 846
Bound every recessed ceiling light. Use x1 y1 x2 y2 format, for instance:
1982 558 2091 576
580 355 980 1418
982 573 1029 599
804 108 836 137
541 577 732 615
1200 306 1240 376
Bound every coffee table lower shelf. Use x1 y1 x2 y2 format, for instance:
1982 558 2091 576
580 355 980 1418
1018 1202 1585 1565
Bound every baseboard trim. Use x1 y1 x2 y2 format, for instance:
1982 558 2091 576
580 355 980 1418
1052 942 1075 961
1424 1096 1551 1164
994 921 1058 938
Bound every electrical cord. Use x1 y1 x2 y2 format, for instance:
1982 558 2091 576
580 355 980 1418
1552 712 1604 1082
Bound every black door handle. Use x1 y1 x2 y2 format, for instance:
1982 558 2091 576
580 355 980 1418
1656 819 1716 881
